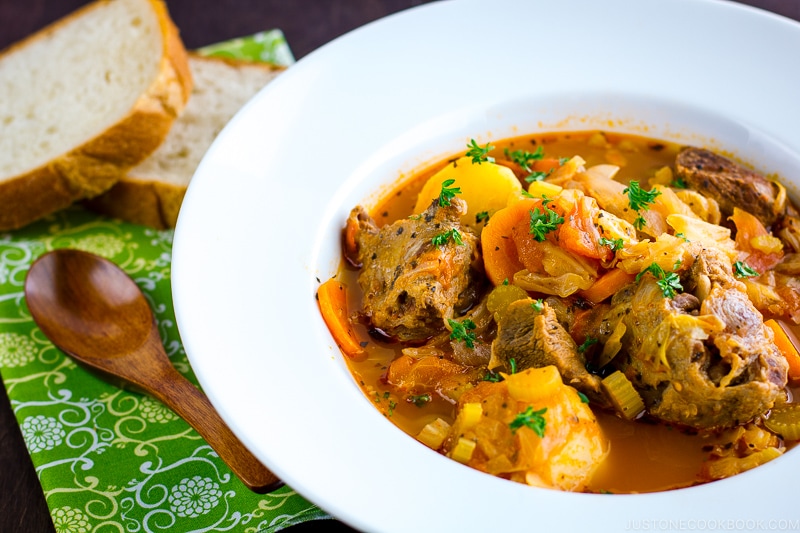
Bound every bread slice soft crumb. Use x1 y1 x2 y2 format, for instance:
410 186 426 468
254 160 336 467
87 54 284 228
0 0 191 231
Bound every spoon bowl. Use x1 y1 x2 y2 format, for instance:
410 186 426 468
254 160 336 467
24 248 281 493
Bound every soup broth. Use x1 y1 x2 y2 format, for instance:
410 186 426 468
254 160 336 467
324 131 800 493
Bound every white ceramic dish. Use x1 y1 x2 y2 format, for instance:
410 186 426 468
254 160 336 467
172 0 800 531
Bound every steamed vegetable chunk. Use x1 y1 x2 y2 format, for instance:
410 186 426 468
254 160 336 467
327 131 800 494
442 367 607 491
412 156 521 233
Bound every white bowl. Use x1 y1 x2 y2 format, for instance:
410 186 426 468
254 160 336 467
172 1 800 531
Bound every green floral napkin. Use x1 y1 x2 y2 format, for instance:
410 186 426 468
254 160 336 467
0 32 331 532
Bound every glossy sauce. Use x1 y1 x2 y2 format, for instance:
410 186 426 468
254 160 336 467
338 131 796 493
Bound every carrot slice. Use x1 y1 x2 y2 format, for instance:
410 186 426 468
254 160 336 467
764 318 800 384
730 208 783 272
481 198 541 285
556 194 613 261
317 278 365 359
579 268 637 304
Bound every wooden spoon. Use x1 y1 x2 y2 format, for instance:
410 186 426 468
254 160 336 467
24 248 282 494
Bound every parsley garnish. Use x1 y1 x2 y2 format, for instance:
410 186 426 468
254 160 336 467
671 176 688 189
408 393 432 407
529 206 564 241
432 228 464 248
636 262 683 298
676 232 689 242
448 318 477 348
531 299 544 312
598 237 624 251
524 171 549 183
624 181 661 211
509 358 518 374
466 139 495 164
438 178 461 207
577 391 590 404
505 146 544 172
733 260 760 278
578 337 598 353
623 180 661 230
476 211 490 224
483 370 503 383
510 406 547 437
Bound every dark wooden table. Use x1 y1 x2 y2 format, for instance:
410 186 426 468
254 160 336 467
1 1 799 531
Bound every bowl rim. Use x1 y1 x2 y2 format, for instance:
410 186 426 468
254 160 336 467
172 0 800 531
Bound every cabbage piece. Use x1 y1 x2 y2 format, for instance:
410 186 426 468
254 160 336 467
511 239 598 297
666 214 737 258
514 271 594 298
674 189 722 224
616 233 690 274
574 170 668 238
546 155 586 185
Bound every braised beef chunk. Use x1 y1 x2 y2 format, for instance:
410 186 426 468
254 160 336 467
346 197 483 342
491 299 607 405
601 245 788 429
675 147 784 227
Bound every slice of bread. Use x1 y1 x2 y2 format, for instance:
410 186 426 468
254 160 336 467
86 54 284 228
0 0 192 231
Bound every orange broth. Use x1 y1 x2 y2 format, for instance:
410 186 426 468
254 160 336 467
335 131 797 493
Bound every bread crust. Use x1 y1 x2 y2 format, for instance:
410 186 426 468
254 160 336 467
86 178 186 229
87 54 284 229
0 0 192 231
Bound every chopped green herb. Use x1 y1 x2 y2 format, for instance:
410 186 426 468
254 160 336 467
483 370 503 383
558 157 570 165
671 176 688 189
466 139 495 164
676 232 689 242
577 391 590 404
509 358 518 374
524 171 549 183
520 190 535 198
502 278 509 285
733 260 760 278
578 337 598 353
636 262 683 298
504 146 544 172
598 237 624 251
623 180 662 212
438 178 461 207
531 299 544 312
408 393 432 407
509 406 547 437
432 228 464 248
388 400 397 416
476 211 490 223
624 180 661 230
529 206 564 241
541 195 553 206
448 318 477 348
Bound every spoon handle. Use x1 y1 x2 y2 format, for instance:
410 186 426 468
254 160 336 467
118 328 282 493
146 360 283 493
